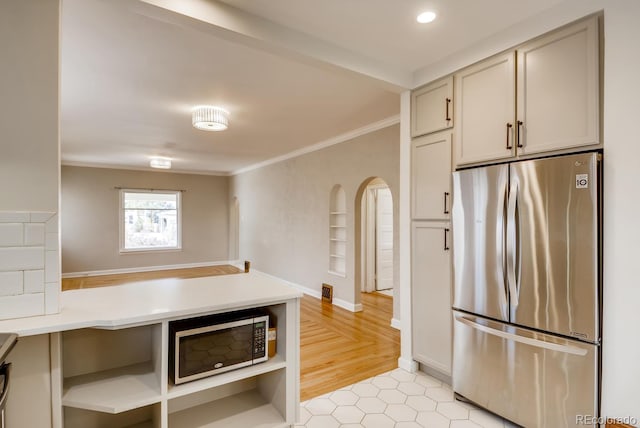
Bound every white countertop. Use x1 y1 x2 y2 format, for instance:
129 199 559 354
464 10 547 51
0 271 302 336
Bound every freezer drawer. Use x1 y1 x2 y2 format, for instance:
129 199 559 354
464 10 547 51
452 311 599 428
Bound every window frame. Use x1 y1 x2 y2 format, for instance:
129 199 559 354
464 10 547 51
119 189 182 253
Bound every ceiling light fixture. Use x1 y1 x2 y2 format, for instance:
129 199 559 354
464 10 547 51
417 11 437 24
192 106 229 131
150 157 172 169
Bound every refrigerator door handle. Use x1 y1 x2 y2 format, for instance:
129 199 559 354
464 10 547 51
454 315 588 356
506 181 519 309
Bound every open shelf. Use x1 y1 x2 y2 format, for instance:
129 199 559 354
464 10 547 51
168 390 286 428
63 362 161 413
167 355 286 399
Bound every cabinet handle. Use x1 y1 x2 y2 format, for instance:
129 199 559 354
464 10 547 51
444 228 450 251
517 120 524 148
445 98 451 122
443 192 450 214
506 123 513 149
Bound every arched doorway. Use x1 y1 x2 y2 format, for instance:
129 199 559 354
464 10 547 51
355 177 395 303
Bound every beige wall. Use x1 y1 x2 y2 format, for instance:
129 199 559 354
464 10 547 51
0 0 59 212
61 166 230 273
230 125 400 318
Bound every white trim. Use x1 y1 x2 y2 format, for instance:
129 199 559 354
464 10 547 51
61 161 231 176
62 261 233 279
390 318 401 330
398 356 419 373
232 115 400 176
250 269 363 313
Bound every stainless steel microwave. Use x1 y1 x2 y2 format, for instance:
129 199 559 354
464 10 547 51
169 309 269 385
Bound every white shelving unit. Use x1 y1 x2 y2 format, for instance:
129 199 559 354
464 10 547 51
329 185 347 277
57 300 299 428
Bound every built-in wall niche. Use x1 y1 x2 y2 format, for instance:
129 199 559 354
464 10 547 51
329 185 346 277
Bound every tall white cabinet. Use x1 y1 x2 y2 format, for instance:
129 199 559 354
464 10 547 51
410 129 453 377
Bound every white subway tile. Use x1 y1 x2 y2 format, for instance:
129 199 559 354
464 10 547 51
24 223 45 246
0 293 44 320
30 212 55 223
46 214 58 233
46 232 58 251
24 270 44 293
45 281 59 315
0 271 23 296
0 212 29 223
0 247 45 271
45 250 59 282
0 223 24 246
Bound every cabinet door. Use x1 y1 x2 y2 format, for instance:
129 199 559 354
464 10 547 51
411 222 452 375
517 17 599 155
411 132 452 220
454 52 516 166
411 76 453 137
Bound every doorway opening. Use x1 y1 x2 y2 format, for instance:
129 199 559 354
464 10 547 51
355 178 395 305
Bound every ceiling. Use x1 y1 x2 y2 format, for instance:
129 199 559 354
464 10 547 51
60 0 568 175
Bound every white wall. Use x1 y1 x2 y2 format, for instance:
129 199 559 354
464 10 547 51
0 1 60 425
406 0 640 421
61 166 230 274
230 125 400 316
600 0 640 421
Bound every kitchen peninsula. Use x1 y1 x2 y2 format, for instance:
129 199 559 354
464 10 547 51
0 271 302 428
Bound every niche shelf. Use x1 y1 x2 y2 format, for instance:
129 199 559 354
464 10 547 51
329 185 347 277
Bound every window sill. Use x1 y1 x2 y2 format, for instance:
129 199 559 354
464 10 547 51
119 247 182 255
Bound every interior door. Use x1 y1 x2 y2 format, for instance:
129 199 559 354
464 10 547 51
509 153 600 342
375 188 394 291
452 164 509 321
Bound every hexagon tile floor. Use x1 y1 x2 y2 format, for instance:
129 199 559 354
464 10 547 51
295 368 519 428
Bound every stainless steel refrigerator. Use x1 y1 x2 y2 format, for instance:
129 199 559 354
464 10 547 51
451 152 601 427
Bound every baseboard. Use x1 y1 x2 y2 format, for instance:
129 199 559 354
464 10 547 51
418 362 452 386
251 269 362 312
390 318 401 330
398 356 419 373
62 260 234 278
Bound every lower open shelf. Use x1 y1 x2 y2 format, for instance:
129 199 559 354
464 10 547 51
168 390 286 428
63 362 160 413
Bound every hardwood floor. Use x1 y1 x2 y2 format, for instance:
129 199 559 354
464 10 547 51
62 266 400 401
300 292 400 401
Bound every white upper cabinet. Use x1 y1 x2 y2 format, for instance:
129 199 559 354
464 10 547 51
453 16 600 166
411 131 452 220
454 52 516 165
411 76 453 137
517 17 599 155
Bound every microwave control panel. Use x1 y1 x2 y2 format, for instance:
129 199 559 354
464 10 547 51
253 321 267 358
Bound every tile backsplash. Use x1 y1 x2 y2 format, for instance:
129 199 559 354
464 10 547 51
0 212 59 320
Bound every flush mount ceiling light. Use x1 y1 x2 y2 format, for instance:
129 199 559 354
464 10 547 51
192 106 229 131
417 11 437 23
150 157 172 169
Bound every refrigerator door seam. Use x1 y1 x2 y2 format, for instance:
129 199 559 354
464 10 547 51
455 315 588 356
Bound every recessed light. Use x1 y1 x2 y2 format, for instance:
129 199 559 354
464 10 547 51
417 11 437 24
150 157 172 169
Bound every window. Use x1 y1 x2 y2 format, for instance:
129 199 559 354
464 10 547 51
120 190 181 252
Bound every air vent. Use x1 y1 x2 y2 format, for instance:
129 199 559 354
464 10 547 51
321 283 333 303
